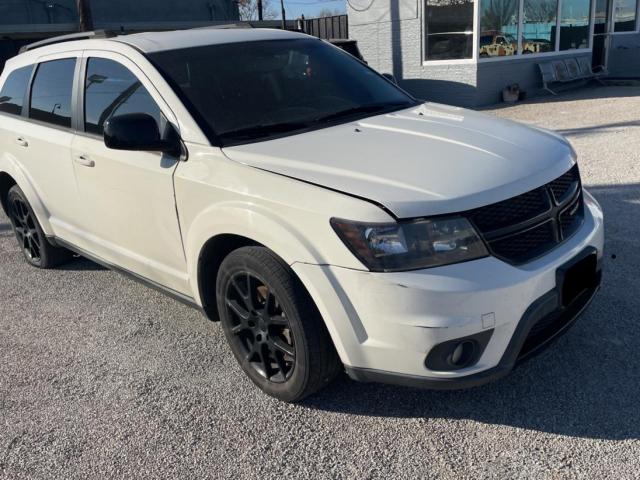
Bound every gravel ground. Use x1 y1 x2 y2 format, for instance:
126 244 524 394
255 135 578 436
1 86 639 479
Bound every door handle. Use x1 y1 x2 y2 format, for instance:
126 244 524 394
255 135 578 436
75 155 95 168
15 137 28 147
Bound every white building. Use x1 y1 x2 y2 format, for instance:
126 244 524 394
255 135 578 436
349 0 640 105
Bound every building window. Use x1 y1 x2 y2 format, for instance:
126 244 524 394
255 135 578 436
480 0 520 57
522 0 558 53
560 0 592 50
613 0 638 31
425 0 474 60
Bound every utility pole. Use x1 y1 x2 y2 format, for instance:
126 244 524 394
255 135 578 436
257 0 263 20
280 0 286 29
76 0 94 32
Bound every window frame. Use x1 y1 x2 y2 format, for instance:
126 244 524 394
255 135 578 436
0 65 34 117
422 0 480 65
422 0 605 64
77 51 179 140
611 0 640 33
478 0 595 62
28 57 80 130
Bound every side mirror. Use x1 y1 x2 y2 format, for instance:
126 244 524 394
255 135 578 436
382 73 398 85
104 113 179 155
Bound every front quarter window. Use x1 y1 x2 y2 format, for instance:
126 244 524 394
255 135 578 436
84 58 163 135
149 38 417 146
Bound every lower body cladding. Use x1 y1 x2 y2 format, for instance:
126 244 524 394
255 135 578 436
292 192 604 389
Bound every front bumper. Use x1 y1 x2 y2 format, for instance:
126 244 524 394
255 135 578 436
345 270 600 389
292 190 604 389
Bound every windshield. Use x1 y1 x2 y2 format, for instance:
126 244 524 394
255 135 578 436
149 38 417 146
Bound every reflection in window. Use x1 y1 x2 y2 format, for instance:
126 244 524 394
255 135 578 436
425 0 474 60
614 0 638 31
594 0 611 34
84 58 162 135
0 66 32 115
30 59 76 128
559 0 592 50
480 0 520 57
523 0 558 53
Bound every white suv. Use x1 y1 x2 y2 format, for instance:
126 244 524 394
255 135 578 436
0 28 603 402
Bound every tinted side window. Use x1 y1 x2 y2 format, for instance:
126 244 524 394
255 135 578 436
85 58 162 135
29 59 76 128
0 65 33 115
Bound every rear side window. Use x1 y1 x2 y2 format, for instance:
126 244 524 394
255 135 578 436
84 58 162 135
29 58 76 128
0 65 32 115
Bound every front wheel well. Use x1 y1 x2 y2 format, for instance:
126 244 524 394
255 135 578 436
0 172 17 215
197 234 260 321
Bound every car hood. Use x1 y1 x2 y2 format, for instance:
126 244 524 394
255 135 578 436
222 103 575 219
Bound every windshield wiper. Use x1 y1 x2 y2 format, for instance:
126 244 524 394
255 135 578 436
220 121 311 142
314 102 414 124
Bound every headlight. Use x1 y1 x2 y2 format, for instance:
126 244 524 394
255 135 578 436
331 216 489 272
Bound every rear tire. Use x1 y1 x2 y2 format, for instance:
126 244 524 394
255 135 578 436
216 246 341 402
6 185 73 268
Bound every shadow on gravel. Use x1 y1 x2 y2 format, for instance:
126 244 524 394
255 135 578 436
484 85 640 110
303 183 640 442
557 120 640 138
58 257 107 272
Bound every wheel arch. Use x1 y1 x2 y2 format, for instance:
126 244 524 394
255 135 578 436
0 171 17 215
197 233 261 320
187 203 326 310
0 158 53 234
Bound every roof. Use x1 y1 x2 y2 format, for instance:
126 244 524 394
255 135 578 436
113 28 309 53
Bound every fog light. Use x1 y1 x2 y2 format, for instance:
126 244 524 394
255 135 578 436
449 341 476 367
424 330 493 371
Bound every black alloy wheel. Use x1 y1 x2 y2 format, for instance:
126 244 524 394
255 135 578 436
8 193 42 264
225 271 296 383
6 185 72 268
216 246 341 402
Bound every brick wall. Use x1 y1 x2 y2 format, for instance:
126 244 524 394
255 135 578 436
350 3 478 107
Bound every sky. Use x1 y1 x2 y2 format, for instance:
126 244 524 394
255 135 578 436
279 0 347 19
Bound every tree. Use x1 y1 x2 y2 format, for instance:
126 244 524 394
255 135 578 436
76 0 94 31
317 8 344 17
481 0 518 32
237 0 277 20
524 0 557 22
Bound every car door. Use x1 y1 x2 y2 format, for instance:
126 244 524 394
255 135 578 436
0 54 83 241
70 51 189 294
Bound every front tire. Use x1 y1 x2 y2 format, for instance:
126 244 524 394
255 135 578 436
6 185 72 268
216 246 341 402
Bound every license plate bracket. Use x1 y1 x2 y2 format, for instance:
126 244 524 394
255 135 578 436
556 247 599 307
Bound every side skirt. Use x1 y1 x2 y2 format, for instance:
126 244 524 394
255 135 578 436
48 235 205 314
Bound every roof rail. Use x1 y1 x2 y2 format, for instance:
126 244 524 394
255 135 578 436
19 30 117 54
192 22 254 30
